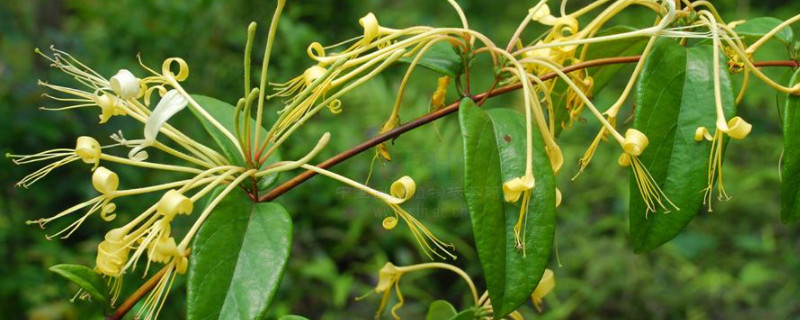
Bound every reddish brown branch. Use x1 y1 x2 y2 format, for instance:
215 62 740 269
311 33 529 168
257 55 641 202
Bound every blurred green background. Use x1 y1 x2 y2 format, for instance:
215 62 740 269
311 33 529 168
2 0 800 319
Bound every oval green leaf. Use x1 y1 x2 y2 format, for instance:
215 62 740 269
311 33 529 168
187 188 292 320
189 95 281 189
459 98 555 317
398 41 464 77
427 300 457 320
733 17 794 47
49 264 108 307
630 38 736 253
781 68 800 223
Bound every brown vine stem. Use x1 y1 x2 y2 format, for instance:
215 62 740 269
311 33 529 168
110 56 798 319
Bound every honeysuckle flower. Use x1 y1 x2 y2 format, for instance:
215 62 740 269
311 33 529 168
7 136 102 187
531 269 555 312
382 176 456 260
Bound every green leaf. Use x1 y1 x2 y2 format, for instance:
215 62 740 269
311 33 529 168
630 38 736 252
781 68 800 223
450 308 479 320
49 264 108 307
552 26 647 136
733 17 794 47
427 300 457 320
277 316 310 320
187 188 292 320
189 95 281 189
398 41 464 77
459 99 555 317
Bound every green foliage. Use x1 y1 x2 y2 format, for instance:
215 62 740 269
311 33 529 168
187 188 292 320
782 68 800 223
734 17 795 47
426 300 457 319
630 38 737 252
398 41 465 77
459 99 555 316
49 264 109 309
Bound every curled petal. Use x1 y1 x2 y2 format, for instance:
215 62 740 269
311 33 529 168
531 269 555 312
307 42 326 60
96 229 130 276
390 176 416 201
94 93 125 123
75 136 101 164
101 202 117 221
162 57 190 81
157 190 193 221
92 166 119 194
150 236 181 264
144 89 188 142
622 128 649 156
530 4 557 25
695 126 713 142
109 69 141 99
503 176 535 203
382 216 398 230
555 188 562 208
327 99 342 114
618 153 631 167
725 116 752 140
359 12 380 43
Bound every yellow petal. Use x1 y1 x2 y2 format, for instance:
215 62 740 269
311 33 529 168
92 166 119 194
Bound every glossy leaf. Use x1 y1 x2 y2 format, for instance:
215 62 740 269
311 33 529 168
733 17 794 47
49 264 108 307
426 300 457 320
398 41 464 77
631 38 736 253
459 99 555 317
781 68 800 223
187 188 292 320
189 95 281 189
450 308 478 320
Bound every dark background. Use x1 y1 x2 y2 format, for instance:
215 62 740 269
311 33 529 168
2 0 800 319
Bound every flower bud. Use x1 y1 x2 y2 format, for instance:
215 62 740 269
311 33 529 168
157 190 193 221
110 69 141 99
622 129 649 156
92 166 119 194
75 136 101 164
